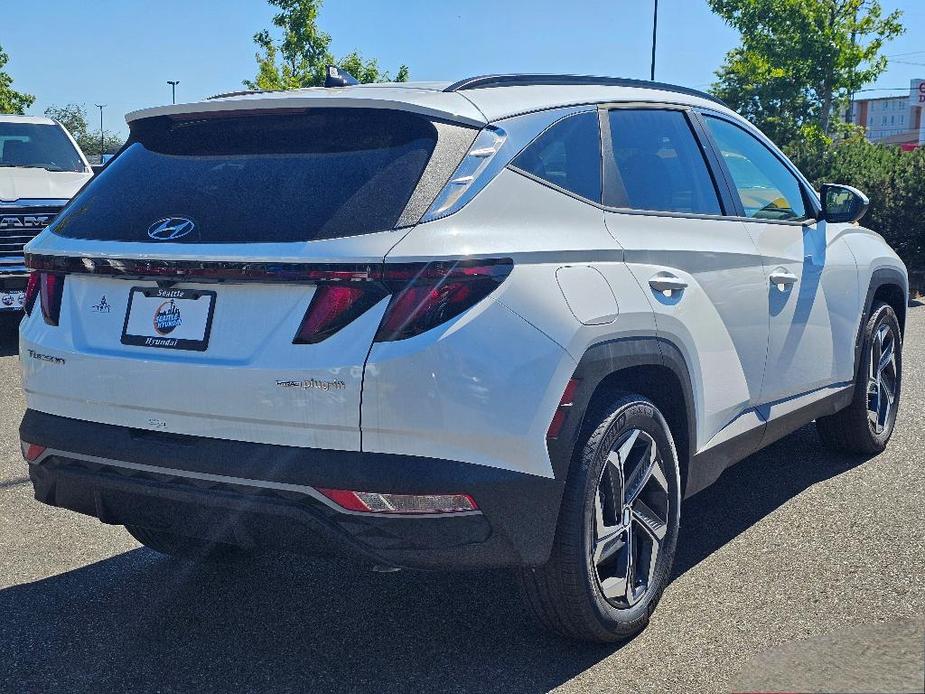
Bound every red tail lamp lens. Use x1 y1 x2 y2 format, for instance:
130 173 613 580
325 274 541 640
39 273 65 326
24 271 40 316
375 259 513 342
294 284 386 344
291 259 513 344
316 488 479 514
547 378 580 440
20 441 46 462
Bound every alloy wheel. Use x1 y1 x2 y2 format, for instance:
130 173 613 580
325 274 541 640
867 323 898 435
592 428 670 608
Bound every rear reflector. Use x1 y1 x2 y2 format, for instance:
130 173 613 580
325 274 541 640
20 441 46 462
316 488 478 514
547 378 580 440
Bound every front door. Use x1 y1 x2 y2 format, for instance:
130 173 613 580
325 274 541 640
700 114 861 408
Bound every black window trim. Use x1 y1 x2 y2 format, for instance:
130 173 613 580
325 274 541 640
505 108 604 207
694 108 821 226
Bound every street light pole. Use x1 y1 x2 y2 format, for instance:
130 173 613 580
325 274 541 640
650 0 659 81
94 104 106 163
167 80 180 104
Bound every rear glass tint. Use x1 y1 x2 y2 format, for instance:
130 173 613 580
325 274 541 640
51 109 438 243
510 111 602 203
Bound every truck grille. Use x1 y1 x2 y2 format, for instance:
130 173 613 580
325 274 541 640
0 205 62 265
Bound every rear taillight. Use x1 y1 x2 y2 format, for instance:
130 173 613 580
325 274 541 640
294 284 387 344
375 259 513 342
23 271 40 316
39 273 65 326
293 259 513 344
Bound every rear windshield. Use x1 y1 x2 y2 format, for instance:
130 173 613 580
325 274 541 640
0 122 85 173
52 109 438 243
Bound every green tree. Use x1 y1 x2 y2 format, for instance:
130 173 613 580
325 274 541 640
0 44 35 115
244 0 408 90
709 0 904 144
43 104 125 158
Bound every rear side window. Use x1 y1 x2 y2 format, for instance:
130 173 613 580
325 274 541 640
510 111 602 203
606 109 721 215
703 116 808 221
51 109 438 243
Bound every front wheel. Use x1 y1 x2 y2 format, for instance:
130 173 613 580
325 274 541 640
520 394 681 642
816 302 902 454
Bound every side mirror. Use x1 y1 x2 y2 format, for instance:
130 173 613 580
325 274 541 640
819 183 869 224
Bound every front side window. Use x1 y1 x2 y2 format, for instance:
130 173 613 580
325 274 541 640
704 117 808 221
0 122 85 173
605 109 721 215
510 111 602 203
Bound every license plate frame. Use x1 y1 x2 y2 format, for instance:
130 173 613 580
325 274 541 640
121 287 216 352
0 289 25 310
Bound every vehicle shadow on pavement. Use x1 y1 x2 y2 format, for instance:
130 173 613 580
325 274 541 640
0 424 876 694
673 423 873 578
0 315 19 357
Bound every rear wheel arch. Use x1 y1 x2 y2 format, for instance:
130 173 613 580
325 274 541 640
550 337 696 496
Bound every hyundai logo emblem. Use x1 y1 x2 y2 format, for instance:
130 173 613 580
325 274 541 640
147 217 196 241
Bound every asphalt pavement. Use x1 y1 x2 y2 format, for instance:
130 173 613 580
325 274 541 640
0 307 922 693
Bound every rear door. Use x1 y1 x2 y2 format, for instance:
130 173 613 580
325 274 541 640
21 108 472 451
601 105 771 462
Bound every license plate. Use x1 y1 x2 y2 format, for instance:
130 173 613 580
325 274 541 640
0 290 25 310
121 287 216 351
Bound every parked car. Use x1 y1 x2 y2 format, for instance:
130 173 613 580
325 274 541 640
18 73 907 642
0 114 92 313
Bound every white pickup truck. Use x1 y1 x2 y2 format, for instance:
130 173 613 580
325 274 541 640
1 114 92 312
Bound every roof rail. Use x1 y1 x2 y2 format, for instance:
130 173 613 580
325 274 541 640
444 74 727 107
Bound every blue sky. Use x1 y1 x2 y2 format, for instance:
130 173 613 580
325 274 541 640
2 0 924 137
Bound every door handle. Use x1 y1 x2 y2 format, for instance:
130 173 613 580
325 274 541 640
648 274 688 294
769 269 799 289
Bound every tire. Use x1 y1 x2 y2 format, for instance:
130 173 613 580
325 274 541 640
126 525 249 562
816 302 902 454
520 394 682 642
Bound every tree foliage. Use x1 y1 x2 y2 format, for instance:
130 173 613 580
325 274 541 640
709 0 904 144
43 104 125 158
0 44 35 115
244 0 408 89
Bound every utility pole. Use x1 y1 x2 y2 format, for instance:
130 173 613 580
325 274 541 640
94 104 106 162
650 0 659 81
167 80 180 104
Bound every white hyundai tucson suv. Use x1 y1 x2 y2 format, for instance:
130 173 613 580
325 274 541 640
18 72 907 642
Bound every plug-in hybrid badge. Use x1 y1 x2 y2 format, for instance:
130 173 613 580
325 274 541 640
148 217 195 241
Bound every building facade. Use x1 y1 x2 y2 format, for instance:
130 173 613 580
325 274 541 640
847 79 925 149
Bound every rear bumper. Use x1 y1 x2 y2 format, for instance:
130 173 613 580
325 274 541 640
20 410 565 569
